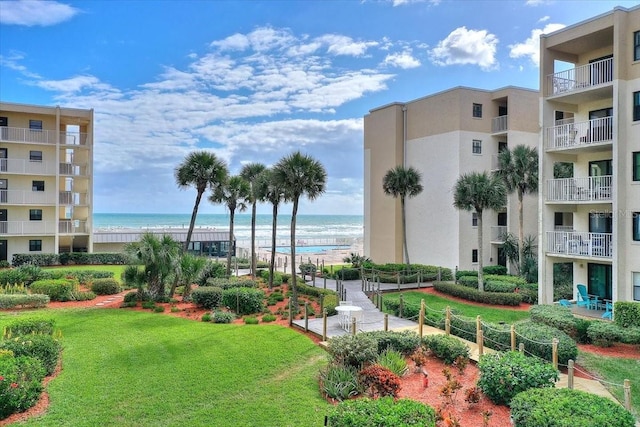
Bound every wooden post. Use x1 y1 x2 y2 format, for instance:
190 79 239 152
399 294 404 318
304 302 309 332
288 300 293 327
323 276 326 290
552 338 558 370
397 272 400 291
568 360 574 389
438 267 442 282
446 306 451 323
511 324 516 351
624 379 631 411
378 292 383 310
351 317 357 336
320 294 324 314
478 329 484 357
476 315 482 349
445 318 451 335
322 309 327 342
418 270 422 288
519 342 524 353
419 306 424 338
384 313 389 331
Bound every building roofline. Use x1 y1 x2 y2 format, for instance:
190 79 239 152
541 4 639 39
0 100 93 116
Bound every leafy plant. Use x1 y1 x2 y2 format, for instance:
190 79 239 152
191 286 223 309
319 363 360 401
464 386 482 406
261 313 276 323
327 334 378 369
376 348 409 377
244 316 259 324
0 334 62 375
212 311 235 323
326 397 436 427
362 330 421 355
0 355 46 419
201 313 212 322
90 278 120 295
359 364 402 398
422 334 470 365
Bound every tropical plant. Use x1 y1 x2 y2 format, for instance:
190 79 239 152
501 232 538 280
453 172 506 291
343 252 371 269
174 151 228 251
494 145 538 274
273 151 327 309
240 162 266 279
255 168 286 289
210 175 251 276
173 253 206 299
382 165 423 265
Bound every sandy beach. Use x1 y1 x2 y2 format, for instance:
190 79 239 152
251 240 363 269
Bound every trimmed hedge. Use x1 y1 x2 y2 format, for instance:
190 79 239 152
12 252 130 267
433 281 522 306
191 287 223 309
614 301 640 328
0 334 62 375
326 397 436 427
0 355 46 419
90 278 120 295
2 318 55 337
0 294 49 309
383 298 421 320
529 305 577 337
221 287 265 315
328 334 379 369
514 321 577 365
510 388 636 427
364 263 453 282
361 330 421 355
204 278 258 290
30 278 78 302
422 334 470 364
336 268 360 280
587 321 624 347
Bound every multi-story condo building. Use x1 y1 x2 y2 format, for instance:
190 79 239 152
364 86 539 272
538 5 640 305
0 102 94 263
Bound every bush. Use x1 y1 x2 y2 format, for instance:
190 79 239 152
12 252 130 267
362 330 421 355
359 365 401 398
477 351 559 406
519 283 538 305
614 301 640 328
422 334 470 364
212 311 235 323
587 321 623 347
123 291 138 304
455 270 478 280
0 334 62 375
29 278 78 302
485 281 519 293
328 334 378 369
261 313 276 323
514 321 577 365
323 294 338 316
319 363 360 401
510 388 636 427
204 278 258 290
2 318 55 337
222 287 265 315
336 268 361 280
433 281 522 306
326 397 436 427
0 294 49 309
483 265 507 275
0 355 46 419
376 348 408 377
575 318 593 344
197 261 226 286
90 278 120 295
201 313 211 322
244 316 259 324
529 304 577 337
70 290 96 301
191 286 223 310
383 298 421 320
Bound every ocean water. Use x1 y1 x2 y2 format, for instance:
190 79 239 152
93 213 363 247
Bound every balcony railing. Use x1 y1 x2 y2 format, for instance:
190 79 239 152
545 116 613 150
490 226 507 243
58 220 87 234
491 115 508 133
0 221 57 235
0 190 56 205
59 191 88 205
546 57 613 97
546 231 612 259
59 162 88 176
0 127 88 146
0 158 57 175
546 176 612 203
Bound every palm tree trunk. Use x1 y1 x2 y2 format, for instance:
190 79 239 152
269 204 278 289
518 190 524 276
227 209 235 277
290 197 299 311
185 190 203 252
250 202 257 279
477 210 484 292
401 197 410 265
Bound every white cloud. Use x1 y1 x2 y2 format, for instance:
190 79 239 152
391 0 441 6
429 26 499 71
32 75 116 93
539 15 550 22
509 23 566 66
316 34 378 56
383 50 421 69
0 0 79 26
0 52 41 78
525 0 550 5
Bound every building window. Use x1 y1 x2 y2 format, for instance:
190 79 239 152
32 180 45 191
635 31 640 61
634 272 640 301
29 150 42 162
29 240 42 252
472 139 482 154
472 249 478 263
29 120 42 130
29 209 42 221
634 91 640 121
472 103 482 118
472 212 478 227
633 152 640 182
633 212 640 242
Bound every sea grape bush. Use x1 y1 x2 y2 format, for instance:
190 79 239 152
191 286 223 309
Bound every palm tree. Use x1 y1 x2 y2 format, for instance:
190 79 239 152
175 151 228 252
255 168 286 289
240 163 266 279
273 151 327 310
172 253 207 300
494 145 538 274
382 165 423 265
210 175 250 277
453 172 506 291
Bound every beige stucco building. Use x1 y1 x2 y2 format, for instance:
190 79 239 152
538 5 640 305
364 86 539 272
0 102 94 263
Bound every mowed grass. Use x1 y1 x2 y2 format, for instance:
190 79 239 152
0 309 329 426
42 264 127 279
384 290 531 324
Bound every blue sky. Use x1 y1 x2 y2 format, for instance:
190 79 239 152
1 0 636 216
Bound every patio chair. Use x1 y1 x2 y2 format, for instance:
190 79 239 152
576 284 597 309
601 300 613 320
558 299 572 308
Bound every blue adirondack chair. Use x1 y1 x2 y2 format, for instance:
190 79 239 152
601 300 613 319
576 284 596 309
559 299 572 308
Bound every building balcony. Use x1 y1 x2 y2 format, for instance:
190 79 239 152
490 226 507 243
59 162 89 176
545 176 612 203
545 116 613 151
0 221 57 235
59 191 89 206
0 127 88 146
546 231 612 259
58 219 88 234
545 57 613 98
0 190 56 205
0 158 57 175
491 115 508 134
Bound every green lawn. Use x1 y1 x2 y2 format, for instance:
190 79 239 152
0 309 329 426
42 264 127 279
383 290 531 324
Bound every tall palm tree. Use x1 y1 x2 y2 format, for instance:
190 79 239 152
175 151 228 252
494 145 538 274
382 165 423 265
453 172 506 291
273 151 327 310
210 175 250 277
255 168 286 289
240 162 266 279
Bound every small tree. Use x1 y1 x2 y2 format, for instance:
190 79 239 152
255 168 285 289
240 162 266 279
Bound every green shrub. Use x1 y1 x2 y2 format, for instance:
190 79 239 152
204 278 258 290
328 334 378 369
0 294 49 309
0 334 62 375
123 291 138 303
191 286 223 310
0 355 46 419
319 363 360 401
12 252 130 267
212 311 235 324
336 268 360 280
222 287 265 315
510 388 636 427
383 298 421 319
70 290 96 301
484 280 519 293
587 321 623 347
455 270 478 280
614 301 640 328
519 283 538 304
326 397 436 427
362 330 421 355
574 318 593 344
458 275 479 288
244 316 259 325
197 261 226 286
29 278 78 302
483 265 508 275
90 278 120 295
323 294 338 316
529 304 577 337
477 351 559 406
141 301 156 310
376 348 408 377
422 334 470 364
0 260 9 268
0 284 28 295
261 313 277 323
3 318 55 337
619 327 640 344
298 263 317 275
153 305 165 313
201 313 211 322
433 281 522 306
514 321 577 365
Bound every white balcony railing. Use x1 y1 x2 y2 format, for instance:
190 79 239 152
59 162 88 176
546 231 612 258
0 127 88 146
490 226 507 243
58 220 87 234
59 191 89 205
546 176 612 203
0 158 57 175
491 115 508 133
546 57 613 97
545 116 613 150
0 221 57 235
0 190 56 205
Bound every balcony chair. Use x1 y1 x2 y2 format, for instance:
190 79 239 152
601 300 613 320
576 284 598 310
558 299 572 308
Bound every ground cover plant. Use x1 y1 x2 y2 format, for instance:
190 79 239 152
0 309 329 426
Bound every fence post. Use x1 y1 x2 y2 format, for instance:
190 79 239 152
478 329 484 357
446 306 451 323
418 271 422 288
624 379 631 411
323 276 327 290
322 309 327 342
568 360 574 389
399 294 404 318
552 338 558 370
351 317 357 336
320 294 324 314
438 267 441 282
511 325 516 351
519 342 524 353
476 315 483 354
445 318 451 335
397 272 400 291
288 300 293 327
304 302 309 332
419 305 424 338
384 313 389 331
378 292 383 310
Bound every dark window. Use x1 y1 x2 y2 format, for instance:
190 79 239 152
29 151 42 162
633 212 640 242
472 140 482 154
29 209 42 221
29 240 42 252
472 103 482 118
635 31 640 61
32 181 45 191
472 213 478 227
472 249 478 263
634 91 640 121
633 152 640 182
497 212 507 226
634 272 640 301
29 120 42 130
